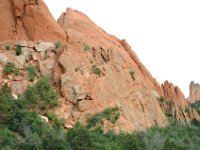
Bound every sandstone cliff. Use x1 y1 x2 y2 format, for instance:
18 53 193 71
161 81 199 123
0 0 66 42
0 1 199 133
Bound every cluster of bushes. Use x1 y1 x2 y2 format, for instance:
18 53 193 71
1 78 200 149
3 62 22 76
87 107 120 128
24 77 59 109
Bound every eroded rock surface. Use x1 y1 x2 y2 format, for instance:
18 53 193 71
0 0 66 42
161 81 200 123
0 1 199 133
188 81 200 102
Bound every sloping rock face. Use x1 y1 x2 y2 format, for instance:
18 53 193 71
0 1 199 133
188 81 200 103
0 0 66 42
161 81 200 123
57 8 169 132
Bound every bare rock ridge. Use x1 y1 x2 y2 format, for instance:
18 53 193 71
188 81 200 102
56 8 200 132
0 1 199 133
161 81 199 123
0 0 66 42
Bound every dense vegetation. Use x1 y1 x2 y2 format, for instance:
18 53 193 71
0 78 200 149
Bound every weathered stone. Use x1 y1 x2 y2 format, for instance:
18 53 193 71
35 42 54 52
161 81 200 123
188 81 200 102
39 59 55 77
0 54 9 64
11 80 30 95
0 0 66 42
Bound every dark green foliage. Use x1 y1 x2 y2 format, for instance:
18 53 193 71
54 41 61 49
15 44 22 56
47 112 65 129
1 80 200 150
0 128 17 150
191 101 200 115
130 69 135 80
92 65 102 76
87 107 120 128
158 96 165 102
24 77 58 109
25 64 37 81
3 62 15 74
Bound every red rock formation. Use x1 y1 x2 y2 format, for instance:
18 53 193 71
161 81 200 123
0 0 66 42
188 81 200 103
57 8 169 132
0 1 199 133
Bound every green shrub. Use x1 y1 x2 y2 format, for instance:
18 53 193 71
87 107 120 128
25 64 37 81
3 62 15 74
158 96 165 102
66 123 94 150
0 128 17 149
15 44 22 56
46 112 65 129
54 41 61 49
92 65 102 76
24 77 58 109
130 69 135 80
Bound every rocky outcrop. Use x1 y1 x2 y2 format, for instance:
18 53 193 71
0 0 66 42
161 81 200 123
0 1 199 133
57 8 170 132
188 81 200 103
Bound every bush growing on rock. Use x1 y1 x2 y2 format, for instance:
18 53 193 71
92 65 102 76
54 41 61 49
130 69 135 81
15 44 22 56
24 77 59 109
25 64 37 81
3 62 15 74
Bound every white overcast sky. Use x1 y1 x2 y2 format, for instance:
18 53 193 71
44 0 200 97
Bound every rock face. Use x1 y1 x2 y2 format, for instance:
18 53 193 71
57 8 175 132
0 0 66 42
161 81 200 123
188 81 200 102
0 1 199 133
